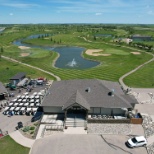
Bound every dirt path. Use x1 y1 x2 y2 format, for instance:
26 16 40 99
2 56 61 81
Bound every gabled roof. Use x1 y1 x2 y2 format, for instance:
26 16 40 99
42 79 136 108
62 90 90 110
10 72 26 80
0 82 7 94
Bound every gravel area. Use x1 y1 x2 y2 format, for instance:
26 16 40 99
87 123 131 135
142 115 154 154
142 115 154 138
147 143 154 154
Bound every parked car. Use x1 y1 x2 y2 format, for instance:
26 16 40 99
17 122 23 129
0 134 4 138
36 80 43 85
126 136 147 148
31 112 43 122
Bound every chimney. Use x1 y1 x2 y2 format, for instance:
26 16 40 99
111 89 114 96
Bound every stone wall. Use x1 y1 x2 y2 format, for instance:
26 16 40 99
87 119 130 123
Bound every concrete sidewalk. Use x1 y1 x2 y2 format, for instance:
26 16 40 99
36 124 45 139
64 127 87 134
9 130 35 148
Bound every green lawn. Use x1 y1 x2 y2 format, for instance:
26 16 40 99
0 58 56 83
0 136 30 154
20 33 153 86
124 61 154 88
0 25 153 88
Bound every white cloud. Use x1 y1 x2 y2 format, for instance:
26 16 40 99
9 13 13 16
95 12 102 16
147 10 154 15
2 3 40 9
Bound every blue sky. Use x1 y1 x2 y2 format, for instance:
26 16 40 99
0 0 154 24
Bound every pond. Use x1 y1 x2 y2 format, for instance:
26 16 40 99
13 35 100 69
95 34 112 37
131 36 154 42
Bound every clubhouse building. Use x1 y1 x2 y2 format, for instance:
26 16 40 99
41 79 137 120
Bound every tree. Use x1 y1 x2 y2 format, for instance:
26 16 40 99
51 37 53 41
1 47 4 53
94 36 96 41
148 45 153 51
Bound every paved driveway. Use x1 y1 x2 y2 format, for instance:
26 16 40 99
31 134 147 154
0 113 32 133
0 82 48 133
135 104 154 115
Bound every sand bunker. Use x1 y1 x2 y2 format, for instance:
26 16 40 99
86 49 111 56
20 53 30 57
131 52 141 55
18 46 31 50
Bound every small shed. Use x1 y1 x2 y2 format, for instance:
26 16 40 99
0 82 8 100
10 72 26 85
17 78 28 87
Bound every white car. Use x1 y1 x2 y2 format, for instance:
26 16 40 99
126 136 147 148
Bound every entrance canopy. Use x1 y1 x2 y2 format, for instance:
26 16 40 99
62 91 90 111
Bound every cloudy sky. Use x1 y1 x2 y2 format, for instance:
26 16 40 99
0 0 154 24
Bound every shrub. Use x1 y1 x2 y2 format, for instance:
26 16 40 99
30 126 35 130
22 126 30 132
34 123 38 126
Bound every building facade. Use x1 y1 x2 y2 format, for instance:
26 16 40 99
41 79 137 119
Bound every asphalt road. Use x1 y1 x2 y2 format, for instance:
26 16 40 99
30 134 147 154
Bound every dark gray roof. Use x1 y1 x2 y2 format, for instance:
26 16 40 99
0 82 7 94
10 72 26 80
42 79 136 109
62 90 90 110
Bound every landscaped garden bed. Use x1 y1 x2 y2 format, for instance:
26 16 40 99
20 122 39 139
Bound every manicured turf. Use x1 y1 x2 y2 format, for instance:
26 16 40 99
0 25 153 87
0 136 30 154
0 58 56 83
124 61 154 88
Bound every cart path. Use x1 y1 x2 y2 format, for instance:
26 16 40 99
9 130 35 148
119 56 154 90
79 37 154 90
2 55 61 81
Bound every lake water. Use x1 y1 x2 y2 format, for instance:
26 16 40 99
53 46 99 69
13 35 100 69
95 34 112 37
131 36 154 42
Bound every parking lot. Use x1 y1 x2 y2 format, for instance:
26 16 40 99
0 113 32 133
0 80 52 133
31 134 147 154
